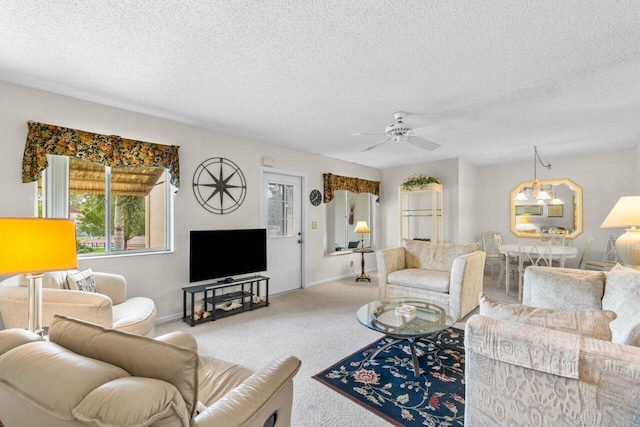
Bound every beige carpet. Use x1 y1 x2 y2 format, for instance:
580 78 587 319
155 272 517 427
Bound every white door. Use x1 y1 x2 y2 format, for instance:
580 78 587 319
263 172 303 294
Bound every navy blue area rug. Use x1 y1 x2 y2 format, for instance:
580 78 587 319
313 328 465 426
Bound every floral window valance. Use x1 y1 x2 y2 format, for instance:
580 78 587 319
22 121 181 189
322 173 380 203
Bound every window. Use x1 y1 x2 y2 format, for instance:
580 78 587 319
267 182 294 237
39 155 172 256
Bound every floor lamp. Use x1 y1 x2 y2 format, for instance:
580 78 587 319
601 196 640 268
0 218 77 334
353 221 371 282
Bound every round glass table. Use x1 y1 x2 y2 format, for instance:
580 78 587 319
356 298 455 376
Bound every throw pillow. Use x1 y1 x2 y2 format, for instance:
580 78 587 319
18 271 68 289
403 239 436 269
432 242 479 272
522 266 605 310
609 288 640 346
601 263 640 312
479 293 616 341
67 268 96 292
402 239 478 271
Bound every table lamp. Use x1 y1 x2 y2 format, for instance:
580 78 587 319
354 220 370 249
0 218 77 334
600 196 640 268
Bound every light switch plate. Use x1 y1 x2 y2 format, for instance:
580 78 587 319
311 221 317 229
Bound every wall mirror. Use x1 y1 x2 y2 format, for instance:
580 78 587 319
510 178 583 239
325 190 374 254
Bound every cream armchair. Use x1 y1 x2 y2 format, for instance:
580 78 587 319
376 239 486 321
0 270 156 336
0 315 301 427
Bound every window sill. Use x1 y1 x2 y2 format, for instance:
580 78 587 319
79 249 174 260
326 248 374 257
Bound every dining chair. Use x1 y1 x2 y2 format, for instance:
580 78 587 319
541 232 566 246
492 234 518 294
577 237 595 270
482 231 502 278
518 239 553 301
585 235 619 271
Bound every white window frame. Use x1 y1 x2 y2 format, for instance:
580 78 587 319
40 154 174 257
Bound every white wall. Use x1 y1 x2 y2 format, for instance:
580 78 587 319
476 149 638 264
0 81 381 320
457 158 478 243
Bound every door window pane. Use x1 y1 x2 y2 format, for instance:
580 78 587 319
268 182 294 237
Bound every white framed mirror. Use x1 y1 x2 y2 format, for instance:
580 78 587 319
510 178 583 239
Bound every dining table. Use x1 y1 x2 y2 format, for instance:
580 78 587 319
498 243 579 295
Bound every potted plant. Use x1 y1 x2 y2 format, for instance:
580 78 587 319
401 173 440 190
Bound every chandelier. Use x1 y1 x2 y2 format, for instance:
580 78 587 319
514 146 562 204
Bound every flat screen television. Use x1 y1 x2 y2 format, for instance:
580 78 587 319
189 228 267 283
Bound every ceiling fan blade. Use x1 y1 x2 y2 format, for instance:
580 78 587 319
361 139 388 152
408 136 441 151
352 132 385 136
411 123 454 136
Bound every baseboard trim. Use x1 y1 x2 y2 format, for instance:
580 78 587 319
305 268 377 288
155 312 183 325
154 269 377 324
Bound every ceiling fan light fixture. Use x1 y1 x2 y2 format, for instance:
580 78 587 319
355 111 448 153
396 134 409 144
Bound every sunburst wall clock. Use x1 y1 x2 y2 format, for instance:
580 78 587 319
192 157 247 214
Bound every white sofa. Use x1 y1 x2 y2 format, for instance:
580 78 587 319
376 239 486 321
0 270 156 336
464 264 640 426
0 315 301 427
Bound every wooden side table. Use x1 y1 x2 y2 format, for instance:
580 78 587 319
353 248 374 282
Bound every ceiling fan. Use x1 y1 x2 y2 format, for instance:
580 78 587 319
353 111 450 152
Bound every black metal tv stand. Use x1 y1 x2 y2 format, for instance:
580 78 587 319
182 275 269 326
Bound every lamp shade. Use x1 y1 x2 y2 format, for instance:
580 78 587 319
514 191 528 201
600 196 640 228
354 221 370 234
0 218 77 275
537 189 551 200
550 197 564 205
601 197 640 268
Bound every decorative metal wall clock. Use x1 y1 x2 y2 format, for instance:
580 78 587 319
309 189 322 206
192 157 247 214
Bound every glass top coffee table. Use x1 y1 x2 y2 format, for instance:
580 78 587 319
356 298 455 376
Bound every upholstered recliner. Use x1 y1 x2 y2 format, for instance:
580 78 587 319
376 239 486 321
0 270 156 336
0 315 301 427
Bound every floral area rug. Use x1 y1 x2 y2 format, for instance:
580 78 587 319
313 328 465 426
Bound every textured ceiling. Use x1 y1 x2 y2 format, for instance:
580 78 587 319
1 1 640 169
